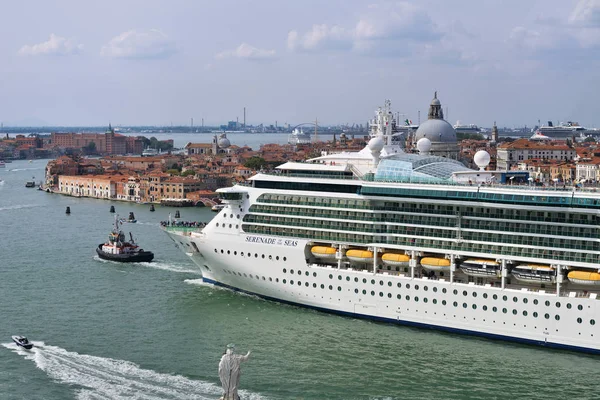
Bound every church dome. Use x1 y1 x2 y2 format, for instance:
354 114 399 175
415 119 456 143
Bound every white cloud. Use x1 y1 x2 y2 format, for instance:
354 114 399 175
101 29 176 59
569 0 600 26
18 34 83 56
215 43 276 61
287 2 441 56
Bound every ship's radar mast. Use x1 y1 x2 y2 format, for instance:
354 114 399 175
369 99 396 145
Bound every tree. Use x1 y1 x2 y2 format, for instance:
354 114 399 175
181 169 196 177
244 156 267 170
84 141 97 154
166 169 180 175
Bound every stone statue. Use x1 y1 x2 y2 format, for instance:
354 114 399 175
218 344 251 400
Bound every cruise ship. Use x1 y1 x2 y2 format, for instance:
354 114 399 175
164 98 600 354
537 121 588 138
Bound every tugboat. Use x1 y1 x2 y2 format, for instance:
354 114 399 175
12 335 33 350
96 216 154 263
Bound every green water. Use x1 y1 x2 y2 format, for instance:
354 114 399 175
0 160 598 400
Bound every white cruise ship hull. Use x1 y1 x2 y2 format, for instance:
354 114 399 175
165 225 600 354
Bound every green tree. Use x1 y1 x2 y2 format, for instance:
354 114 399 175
244 156 267 170
181 169 196 177
166 169 180 175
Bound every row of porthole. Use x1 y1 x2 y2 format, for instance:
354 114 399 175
328 275 584 310
215 223 239 229
214 248 287 261
220 270 596 327
223 213 241 219
283 269 317 278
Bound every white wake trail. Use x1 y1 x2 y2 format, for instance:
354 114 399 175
2 342 266 400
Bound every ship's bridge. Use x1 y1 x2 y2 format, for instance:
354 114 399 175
216 187 248 202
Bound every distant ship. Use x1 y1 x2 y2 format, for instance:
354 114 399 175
537 121 587 138
453 121 481 135
288 128 311 145
142 147 159 157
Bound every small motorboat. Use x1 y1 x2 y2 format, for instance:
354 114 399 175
12 335 33 350
126 212 137 223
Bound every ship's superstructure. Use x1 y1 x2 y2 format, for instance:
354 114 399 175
537 121 588 138
164 100 600 354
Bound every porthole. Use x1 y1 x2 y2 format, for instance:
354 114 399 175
371 279 376 285
306 271 309 276
313 272 317 277
513 297 518 303
283 257 287 261
442 288 447 294
214 249 217 253
424 286 428 291
433 287 438 293
371 291 375 296
462 303 467 308
363 278 367 283
453 289 458 295
338 275 342 280
523 311 528 316
472 292 477 298
493 307 497 312
493 294 498 300
363 290 367 294
512 309 517 315
276 278 279 282
397 283 402 288
216 223 219 227
415 296 419 302
338 287 342 291
283 269 287 273
577 317 582 323
229 224 232 228
227 250 231 255
276 256 279 260
220 249 224 254
415 285 419 290
291 269 295 274
397 294 401 299
406 295 411 301
545 301 550 307
388 282 392 287
283 279 287 284
255 253 258 258
483 293 488 299
567 303 572 309
424 297 428 303
380 280 384 286
290 280 294 285
578 305 583 311
556 302 561 308
523 298 528 304
544 313 550 319
502 308 507 314
261 254 265 259
453 301 458 307
592 319 596 326
237 214 240 219
502 295 507 301
472 304 477 310
268 255 271 260
241 252 245 256
321 284 325 289
329 285 333 290
354 289 359 294
442 300 447 305
329 274 333 279
433 299 437 304
346 276 350 281
534 299 539 305
379 292 384 297
354 277 358 282
298 281 302 286
234 251 238 256
463 291 467 296
483 305 488 311
555 315 560 321
313 283 317 288
388 293 392 298
533 312 538 318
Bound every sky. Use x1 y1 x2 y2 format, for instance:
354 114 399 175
0 0 599 127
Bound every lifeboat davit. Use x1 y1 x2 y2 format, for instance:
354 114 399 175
511 264 556 284
346 249 373 263
382 253 410 267
567 270 600 286
420 257 450 272
311 246 337 259
459 259 500 278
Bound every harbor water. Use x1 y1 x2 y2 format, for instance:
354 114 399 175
1 160 599 400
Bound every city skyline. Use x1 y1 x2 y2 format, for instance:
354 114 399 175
1 0 599 127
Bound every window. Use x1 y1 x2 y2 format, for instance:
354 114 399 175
578 305 583 311
502 308 507 314
592 319 596 325
556 302 561 308
493 307 497 312
533 312 538 318
577 317 582 323
544 313 550 319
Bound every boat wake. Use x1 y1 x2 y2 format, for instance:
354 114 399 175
2 341 267 400
9 167 42 172
93 256 201 274
0 203 41 212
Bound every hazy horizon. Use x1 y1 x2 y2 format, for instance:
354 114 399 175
1 0 599 128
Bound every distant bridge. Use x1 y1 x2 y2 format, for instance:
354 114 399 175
291 122 322 130
194 197 218 207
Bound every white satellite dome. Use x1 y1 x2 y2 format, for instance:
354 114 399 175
416 137 432 154
368 136 385 152
474 150 491 170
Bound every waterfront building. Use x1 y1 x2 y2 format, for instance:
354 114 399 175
496 139 576 171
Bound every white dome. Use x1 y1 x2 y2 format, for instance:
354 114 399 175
218 135 231 149
368 136 384 152
416 138 432 154
415 119 457 143
474 150 491 169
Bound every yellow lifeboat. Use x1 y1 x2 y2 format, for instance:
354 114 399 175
311 246 337 259
567 270 600 286
382 253 410 267
420 257 451 272
346 249 373 263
